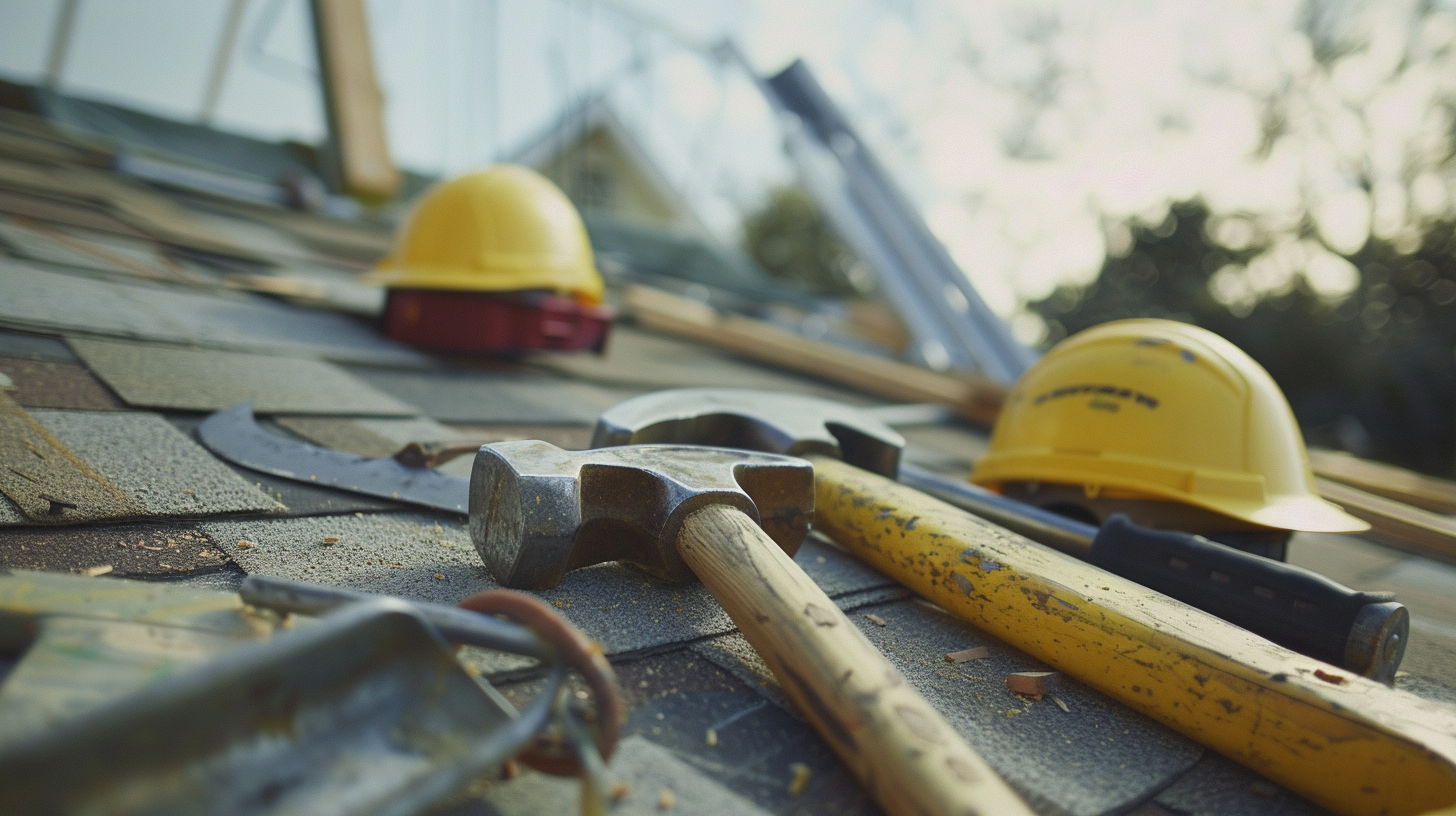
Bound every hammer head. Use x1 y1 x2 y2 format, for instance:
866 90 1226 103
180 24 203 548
470 441 814 589
591 389 904 478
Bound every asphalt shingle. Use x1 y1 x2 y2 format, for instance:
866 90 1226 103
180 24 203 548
0 258 426 366
0 410 281 525
68 336 421 415
199 513 897 665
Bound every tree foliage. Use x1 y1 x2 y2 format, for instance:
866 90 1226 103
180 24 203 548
742 186 866 297
1030 202 1456 476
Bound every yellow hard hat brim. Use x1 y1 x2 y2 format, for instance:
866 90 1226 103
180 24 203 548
1234 493 1371 534
973 452 1371 533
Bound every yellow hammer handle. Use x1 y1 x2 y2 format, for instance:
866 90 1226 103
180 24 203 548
809 455 1456 816
678 503 1034 816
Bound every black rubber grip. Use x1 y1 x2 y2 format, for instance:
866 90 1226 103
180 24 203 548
1088 514 1394 666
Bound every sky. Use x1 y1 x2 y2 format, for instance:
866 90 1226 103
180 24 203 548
3 0 1456 343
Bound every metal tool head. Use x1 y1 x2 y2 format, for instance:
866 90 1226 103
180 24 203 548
470 441 814 589
590 388 905 478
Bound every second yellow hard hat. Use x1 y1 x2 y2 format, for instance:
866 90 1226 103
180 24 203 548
372 164 605 303
971 319 1368 533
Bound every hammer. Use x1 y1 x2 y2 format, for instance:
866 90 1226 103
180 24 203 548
585 391 1456 816
590 388 1407 681
470 440 1033 816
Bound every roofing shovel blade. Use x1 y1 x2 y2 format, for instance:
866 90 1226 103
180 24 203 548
196 403 469 514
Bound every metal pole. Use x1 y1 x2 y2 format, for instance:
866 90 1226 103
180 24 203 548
200 0 250 125
43 0 81 89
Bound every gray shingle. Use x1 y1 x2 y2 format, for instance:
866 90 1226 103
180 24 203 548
465 736 771 816
696 597 1204 816
199 514 896 662
348 366 644 424
68 336 420 415
0 259 426 366
0 410 281 525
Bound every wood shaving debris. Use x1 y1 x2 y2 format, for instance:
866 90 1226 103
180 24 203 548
1006 709 1021 718
864 613 887 627
1313 669 1347 685
944 646 989 663
609 781 631 801
433 573 446 580
706 728 718 747
80 564 113 577
788 763 812 796
236 539 254 550
657 787 675 810
1050 694 1070 713
1005 671 1058 697
322 536 338 545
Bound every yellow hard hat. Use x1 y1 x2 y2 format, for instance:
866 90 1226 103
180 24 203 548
372 165 605 303
971 319 1368 533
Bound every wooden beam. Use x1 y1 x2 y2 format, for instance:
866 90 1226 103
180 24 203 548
1316 477 1456 565
199 0 249 125
310 0 400 201
43 0 81 89
1310 448 1456 515
622 284 1005 423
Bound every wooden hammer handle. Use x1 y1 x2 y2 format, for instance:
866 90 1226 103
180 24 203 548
677 503 1032 816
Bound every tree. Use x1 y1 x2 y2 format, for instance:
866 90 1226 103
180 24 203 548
1030 202 1456 476
741 186 869 297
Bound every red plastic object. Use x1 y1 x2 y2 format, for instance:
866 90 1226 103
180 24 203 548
383 289 613 354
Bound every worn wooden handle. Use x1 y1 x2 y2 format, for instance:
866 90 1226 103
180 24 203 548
810 456 1456 816
676 503 1032 816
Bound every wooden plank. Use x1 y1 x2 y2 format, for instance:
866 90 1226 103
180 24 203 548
1310 448 1456 515
622 284 1005 423
310 0 401 202
813 457 1456 816
1316 477 1456 564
